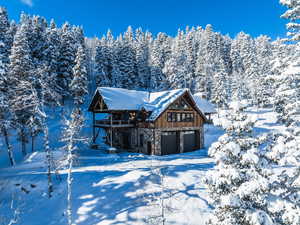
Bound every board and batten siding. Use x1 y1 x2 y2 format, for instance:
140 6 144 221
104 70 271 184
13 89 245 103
154 109 204 128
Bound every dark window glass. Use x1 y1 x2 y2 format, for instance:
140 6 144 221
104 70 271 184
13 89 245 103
172 112 176 122
167 112 172 122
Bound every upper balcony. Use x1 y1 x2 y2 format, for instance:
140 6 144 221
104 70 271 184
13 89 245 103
94 119 135 128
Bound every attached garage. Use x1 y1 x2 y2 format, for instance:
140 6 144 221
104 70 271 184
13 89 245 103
161 131 180 155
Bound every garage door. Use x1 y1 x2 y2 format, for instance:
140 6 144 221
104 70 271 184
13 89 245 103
183 131 196 152
161 132 179 155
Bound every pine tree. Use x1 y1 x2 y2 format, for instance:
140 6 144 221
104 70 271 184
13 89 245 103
280 0 300 41
211 58 229 108
9 20 34 83
205 102 274 225
57 22 76 102
149 32 171 90
135 28 151 90
70 46 88 106
94 37 112 86
117 26 137 89
44 19 63 104
0 7 11 66
0 64 15 166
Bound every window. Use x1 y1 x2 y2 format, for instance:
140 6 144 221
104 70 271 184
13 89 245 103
167 112 172 122
167 112 194 122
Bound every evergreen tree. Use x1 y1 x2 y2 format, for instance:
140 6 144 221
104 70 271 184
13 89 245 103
280 0 300 41
70 46 88 106
0 62 15 166
57 22 76 101
149 32 171 90
0 7 11 66
135 28 151 90
205 102 280 225
9 21 34 83
94 37 112 86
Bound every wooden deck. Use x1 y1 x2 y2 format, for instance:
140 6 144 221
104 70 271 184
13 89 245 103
94 120 135 128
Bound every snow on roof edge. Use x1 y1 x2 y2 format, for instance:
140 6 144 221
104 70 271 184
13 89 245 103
90 87 209 121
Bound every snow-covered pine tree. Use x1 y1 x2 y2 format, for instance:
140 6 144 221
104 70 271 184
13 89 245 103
9 18 34 83
118 26 137 89
204 100 276 225
164 30 189 89
230 32 254 101
30 15 48 68
70 46 88 106
280 0 300 42
9 81 40 156
254 35 273 107
273 46 300 126
94 36 112 86
43 19 63 104
57 22 76 103
211 57 229 108
8 19 36 156
184 27 197 92
0 62 15 166
135 28 151 90
149 32 171 90
0 7 11 67
0 7 15 165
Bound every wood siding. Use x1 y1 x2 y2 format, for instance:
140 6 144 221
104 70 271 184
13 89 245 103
154 93 204 129
154 109 203 128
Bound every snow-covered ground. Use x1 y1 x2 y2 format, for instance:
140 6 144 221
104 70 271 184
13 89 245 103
0 108 281 225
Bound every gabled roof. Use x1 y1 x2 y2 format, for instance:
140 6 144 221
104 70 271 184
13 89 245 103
88 87 207 121
193 93 216 114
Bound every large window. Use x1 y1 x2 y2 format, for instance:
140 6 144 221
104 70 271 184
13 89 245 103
167 112 194 122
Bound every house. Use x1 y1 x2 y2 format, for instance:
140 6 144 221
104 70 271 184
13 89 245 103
193 93 216 122
88 87 208 155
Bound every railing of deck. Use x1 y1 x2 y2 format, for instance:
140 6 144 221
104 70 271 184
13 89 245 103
95 120 134 126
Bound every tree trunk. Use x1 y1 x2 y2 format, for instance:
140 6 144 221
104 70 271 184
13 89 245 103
20 128 26 156
31 134 34 153
2 127 15 166
67 140 73 225
45 127 53 198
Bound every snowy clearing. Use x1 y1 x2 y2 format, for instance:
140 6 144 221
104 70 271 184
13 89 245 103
0 108 282 225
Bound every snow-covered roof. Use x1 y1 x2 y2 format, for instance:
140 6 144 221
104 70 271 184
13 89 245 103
97 87 149 111
193 93 216 114
90 87 207 121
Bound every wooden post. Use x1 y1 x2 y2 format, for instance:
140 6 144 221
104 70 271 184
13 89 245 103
179 131 184 153
110 113 113 148
92 112 95 143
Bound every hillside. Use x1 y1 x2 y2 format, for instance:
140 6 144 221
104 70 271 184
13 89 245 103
0 108 283 225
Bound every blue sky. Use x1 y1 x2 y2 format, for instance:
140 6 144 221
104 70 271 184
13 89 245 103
2 0 287 39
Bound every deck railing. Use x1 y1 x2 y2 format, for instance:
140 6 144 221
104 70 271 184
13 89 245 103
95 119 134 127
